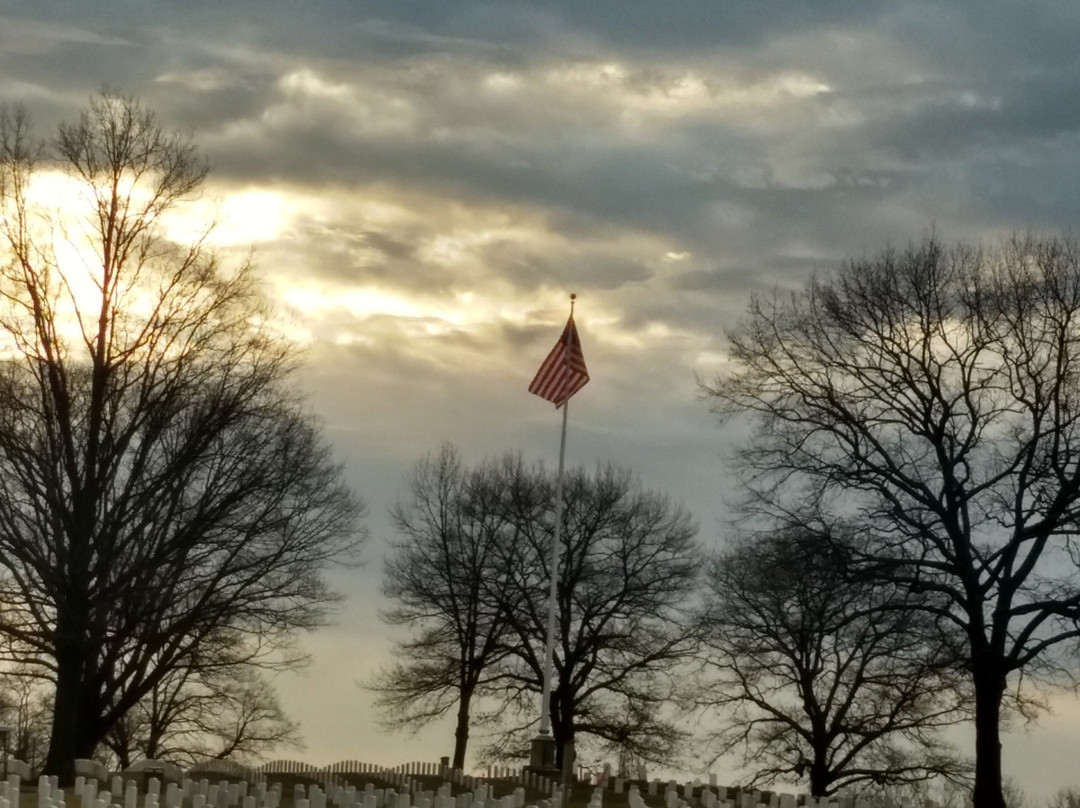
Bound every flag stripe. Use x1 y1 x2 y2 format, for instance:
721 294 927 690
529 315 589 408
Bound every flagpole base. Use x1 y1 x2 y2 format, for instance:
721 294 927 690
527 733 559 774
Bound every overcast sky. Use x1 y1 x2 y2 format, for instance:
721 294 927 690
4 0 1080 798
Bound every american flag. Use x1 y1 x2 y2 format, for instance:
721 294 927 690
529 314 589 408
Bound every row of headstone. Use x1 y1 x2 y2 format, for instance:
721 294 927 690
1 762 31 782
0 775 20 808
0 775 950 808
74 758 560 808
527 784 564 808
0 766 559 808
36 774 288 808
290 778 533 808
0 760 929 808
13 757 914 808
439 768 555 804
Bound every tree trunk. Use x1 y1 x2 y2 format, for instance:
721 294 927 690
42 643 101 784
808 714 832 797
553 724 574 773
452 684 473 770
145 724 164 763
971 663 1007 808
551 701 573 773
809 755 831 797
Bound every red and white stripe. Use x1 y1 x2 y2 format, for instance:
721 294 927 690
528 315 589 408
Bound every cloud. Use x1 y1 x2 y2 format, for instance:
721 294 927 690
9 0 1080 785
0 15 134 54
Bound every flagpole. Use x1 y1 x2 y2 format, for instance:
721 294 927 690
539 397 569 738
526 292 588 780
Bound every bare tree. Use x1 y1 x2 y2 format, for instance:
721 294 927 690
377 450 700 772
0 92 362 780
0 669 51 770
372 445 518 770
104 665 302 769
489 461 700 770
694 527 971 796
703 235 1080 808
1046 788 1080 808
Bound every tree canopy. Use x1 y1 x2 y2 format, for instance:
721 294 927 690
373 445 518 770
704 234 1080 808
377 447 700 772
0 91 363 779
694 527 970 796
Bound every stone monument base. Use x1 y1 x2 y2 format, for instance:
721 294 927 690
527 732 559 775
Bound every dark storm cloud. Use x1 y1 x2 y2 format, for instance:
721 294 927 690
9 0 1080 316
264 218 426 289
843 73 1080 166
372 0 897 55
12 0 1075 280
489 247 655 294
6 0 1080 500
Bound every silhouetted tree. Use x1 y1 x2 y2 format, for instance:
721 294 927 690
377 451 700 771
703 235 1080 808
104 664 302 768
489 461 700 770
0 91 362 780
372 445 517 769
1047 787 1080 808
694 527 971 796
0 669 51 771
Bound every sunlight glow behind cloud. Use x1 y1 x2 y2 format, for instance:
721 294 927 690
283 285 422 321
161 189 295 246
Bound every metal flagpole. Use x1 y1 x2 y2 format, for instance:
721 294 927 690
538 397 569 737
526 292 587 782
